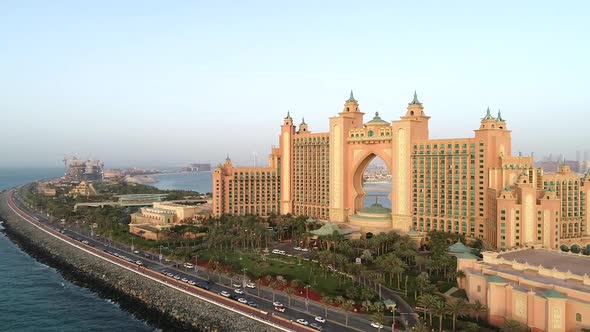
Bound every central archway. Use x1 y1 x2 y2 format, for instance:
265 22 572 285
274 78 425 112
351 152 393 214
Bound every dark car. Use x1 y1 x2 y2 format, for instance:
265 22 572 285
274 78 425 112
230 294 239 301
247 301 257 308
310 323 323 331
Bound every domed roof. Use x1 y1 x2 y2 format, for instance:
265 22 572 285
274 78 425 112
448 240 471 254
359 203 392 214
366 112 389 126
310 222 354 236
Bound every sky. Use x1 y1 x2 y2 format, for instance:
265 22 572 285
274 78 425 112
0 1 589 168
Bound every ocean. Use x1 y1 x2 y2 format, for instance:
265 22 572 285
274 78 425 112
0 168 153 332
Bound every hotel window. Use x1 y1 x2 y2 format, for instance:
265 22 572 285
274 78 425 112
576 313 582 322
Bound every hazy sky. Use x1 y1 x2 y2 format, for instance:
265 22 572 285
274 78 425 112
1 1 589 168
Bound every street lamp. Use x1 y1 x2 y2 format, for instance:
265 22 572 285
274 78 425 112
195 254 198 276
159 245 163 264
304 285 311 312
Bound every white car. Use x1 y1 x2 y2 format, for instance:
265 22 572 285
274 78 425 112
181 278 189 283
278 250 286 255
234 288 244 294
315 317 326 323
245 282 256 289
174 275 181 280
272 301 283 307
237 298 248 304
301 248 309 252
296 319 309 326
294 246 302 251
232 282 242 288
272 249 280 254
133 250 140 254
371 322 384 329
188 280 196 286
184 263 194 268
220 291 230 297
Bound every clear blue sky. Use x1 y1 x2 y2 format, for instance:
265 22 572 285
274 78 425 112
1 1 588 168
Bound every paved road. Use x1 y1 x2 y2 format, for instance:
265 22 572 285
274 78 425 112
8 190 396 332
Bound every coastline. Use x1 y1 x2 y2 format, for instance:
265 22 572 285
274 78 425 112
0 189 280 332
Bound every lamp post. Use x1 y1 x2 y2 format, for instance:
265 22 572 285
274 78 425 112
131 237 134 252
304 285 310 312
391 303 397 332
159 245 163 264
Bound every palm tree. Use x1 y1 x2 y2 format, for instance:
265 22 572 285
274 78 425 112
320 296 332 318
412 319 433 332
417 294 437 325
469 300 487 322
285 287 295 306
432 299 447 332
501 319 529 332
456 269 466 288
269 280 280 302
341 300 355 326
445 298 470 332
371 311 385 332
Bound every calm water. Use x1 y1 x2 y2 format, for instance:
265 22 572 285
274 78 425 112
0 168 154 332
151 171 213 193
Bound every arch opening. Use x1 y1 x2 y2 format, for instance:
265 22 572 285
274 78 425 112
352 154 392 213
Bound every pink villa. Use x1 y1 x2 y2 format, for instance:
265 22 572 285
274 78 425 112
457 247 590 331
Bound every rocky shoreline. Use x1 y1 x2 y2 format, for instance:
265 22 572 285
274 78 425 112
0 192 280 332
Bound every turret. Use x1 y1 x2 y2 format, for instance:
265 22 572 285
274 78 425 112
298 117 309 133
403 91 428 119
342 90 360 113
284 111 293 126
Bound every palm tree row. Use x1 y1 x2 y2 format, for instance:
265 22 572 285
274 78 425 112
417 295 487 332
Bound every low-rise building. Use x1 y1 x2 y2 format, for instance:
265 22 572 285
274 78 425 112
69 181 97 198
128 202 202 240
458 248 590 332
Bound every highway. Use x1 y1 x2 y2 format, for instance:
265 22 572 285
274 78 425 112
6 189 394 332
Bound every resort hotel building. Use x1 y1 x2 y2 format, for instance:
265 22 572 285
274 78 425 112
213 91 590 251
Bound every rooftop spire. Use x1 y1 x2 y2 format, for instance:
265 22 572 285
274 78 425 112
483 107 495 120
301 117 306 125
225 154 230 161
409 90 422 105
285 110 292 120
346 90 357 103
497 109 505 122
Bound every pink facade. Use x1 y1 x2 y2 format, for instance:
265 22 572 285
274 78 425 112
459 249 590 331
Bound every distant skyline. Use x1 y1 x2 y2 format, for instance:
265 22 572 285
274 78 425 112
1 1 589 168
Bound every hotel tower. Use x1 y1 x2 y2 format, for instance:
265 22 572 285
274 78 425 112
213 92 590 250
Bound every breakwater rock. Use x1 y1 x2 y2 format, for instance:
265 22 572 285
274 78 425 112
0 192 280 332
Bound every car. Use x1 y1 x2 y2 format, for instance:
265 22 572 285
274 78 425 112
232 282 242 288
184 263 194 269
314 317 326 323
81 240 89 244
274 306 285 312
247 301 257 307
286 254 293 257
237 298 248 304
301 248 309 252
160 270 168 275
136 260 143 266
234 288 244 294
164 258 171 262
245 282 256 289
188 280 196 286
174 275 181 280
201 284 211 290
229 294 239 301
144 253 151 258
220 291 231 297
272 249 280 254
296 319 309 326
371 322 384 329
278 250 286 255
310 323 323 331
272 301 283 307
133 250 140 254
294 246 302 251
181 278 189 283
166 272 174 277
